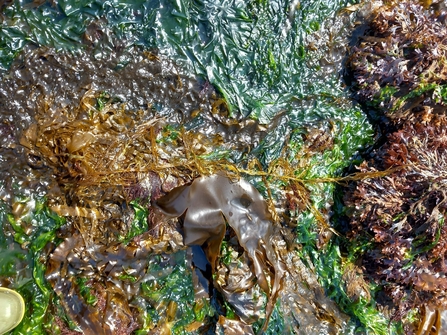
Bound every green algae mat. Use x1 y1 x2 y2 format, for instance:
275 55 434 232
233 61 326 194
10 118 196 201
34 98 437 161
0 0 445 334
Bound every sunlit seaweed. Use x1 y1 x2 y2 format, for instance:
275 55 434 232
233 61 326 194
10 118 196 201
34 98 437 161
0 1 383 333
343 1 447 333
346 1 447 125
45 229 187 334
344 110 447 333
14 51 363 333
14 48 363 243
155 173 284 331
1 198 66 334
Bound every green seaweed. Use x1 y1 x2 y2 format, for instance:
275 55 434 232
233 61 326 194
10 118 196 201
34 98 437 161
76 277 98 306
0 201 27 278
252 301 285 335
0 0 384 333
119 200 149 244
0 198 66 335
138 251 208 335
308 242 402 335
158 124 181 144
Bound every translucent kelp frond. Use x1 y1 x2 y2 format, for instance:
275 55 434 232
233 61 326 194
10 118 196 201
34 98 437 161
155 173 284 331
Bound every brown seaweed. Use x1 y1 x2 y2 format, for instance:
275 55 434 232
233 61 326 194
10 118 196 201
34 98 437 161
155 172 285 332
45 227 185 334
344 2 447 332
346 1 447 124
6 45 352 333
416 305 447 335
344 112 447 331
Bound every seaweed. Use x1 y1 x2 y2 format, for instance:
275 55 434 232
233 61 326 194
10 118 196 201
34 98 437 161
45 230 189 334
155 173 284 332
119 201 149 245
345 1 447 124
1 198 66 335
0 0 381 334
344 114 447 323
344 1 447 333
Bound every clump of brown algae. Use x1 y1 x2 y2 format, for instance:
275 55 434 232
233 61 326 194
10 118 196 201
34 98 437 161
155 172 285 332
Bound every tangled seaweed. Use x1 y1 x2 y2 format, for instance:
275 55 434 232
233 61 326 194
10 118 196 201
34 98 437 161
345 113 447 317
0 0 394 333
46 230 187 335
345 1 447 333
5 45 354 334
346 1 447 123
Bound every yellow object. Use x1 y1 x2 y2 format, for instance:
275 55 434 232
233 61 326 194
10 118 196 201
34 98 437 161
0 287 25 335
